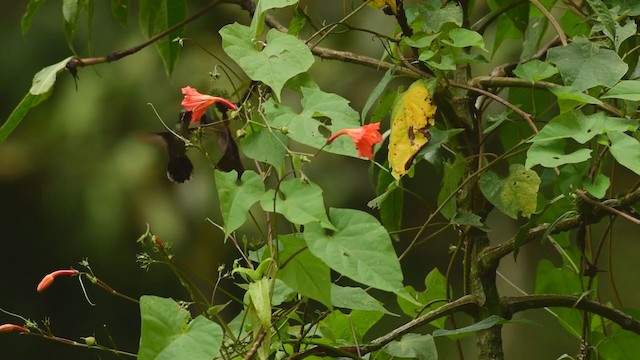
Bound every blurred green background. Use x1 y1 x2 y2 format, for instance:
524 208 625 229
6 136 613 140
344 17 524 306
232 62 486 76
1 1 639 359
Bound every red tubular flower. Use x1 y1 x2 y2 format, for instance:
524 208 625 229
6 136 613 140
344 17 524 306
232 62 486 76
37 269 78 293
181 86 238 124
0 324 29 333
327 123 383 160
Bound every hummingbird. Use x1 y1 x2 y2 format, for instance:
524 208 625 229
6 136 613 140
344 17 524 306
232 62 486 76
151 109 244 183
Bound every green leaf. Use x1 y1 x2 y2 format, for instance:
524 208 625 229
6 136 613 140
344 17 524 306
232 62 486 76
490 1 528 54
535 260 583 337
550 86 603 112
260 178 333 229
426 54 456 71
547 36 628 92
433 315 505 340
375 169 403 234
420 127 464 161
513 60 558 82
320 310 383 344
451 210 489 231
586 0 616 41
220 24 314 100
247 278 271 329
441 28 486 50
526 140 592 168
0 93 50 145
583 174 610 199
599 329 640 360
240 127 287 170
531 111 638 144
603 80 640 101
304 208 404 293
250 0 299 36
111 0 130 25
403 32 441 48
277 234 331 308
331 284 396 316
614 19 636 52
608 131 640 176
22 0 46 35
438 154 466 219
215 170 265 239
397 268 448 328
265 88 362 157
138 296 223 360
287 5 307 36
139 0 186 74
406 2 463 33
362 66 395 121
479 164 540 219
31 56 73 95
62 0 81 43
383 333 438 360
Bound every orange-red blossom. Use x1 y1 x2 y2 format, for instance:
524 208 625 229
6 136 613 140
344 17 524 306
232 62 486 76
181 86 238 124
0 324 29 333
327 123 383 160
36 269 78 293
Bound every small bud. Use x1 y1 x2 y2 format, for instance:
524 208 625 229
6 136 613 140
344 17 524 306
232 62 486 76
229 110 239 120
0 324 29 334
37 269 78 292
152 235 165 252
280 126 289 134
82 336 97 346
236 129 246 138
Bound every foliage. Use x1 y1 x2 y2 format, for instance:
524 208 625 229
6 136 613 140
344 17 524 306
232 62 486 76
3 0 640 360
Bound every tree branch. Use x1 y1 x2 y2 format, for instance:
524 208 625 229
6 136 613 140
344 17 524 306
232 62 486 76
482 186 640 264
288 295 479 359
502 295 640 334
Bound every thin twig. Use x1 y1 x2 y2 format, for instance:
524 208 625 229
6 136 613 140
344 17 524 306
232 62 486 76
529 0 567 46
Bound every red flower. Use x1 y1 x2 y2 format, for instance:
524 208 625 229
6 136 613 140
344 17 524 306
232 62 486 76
181 86 238 124
37 269 78 293
327 123 383 160
0 324 29 334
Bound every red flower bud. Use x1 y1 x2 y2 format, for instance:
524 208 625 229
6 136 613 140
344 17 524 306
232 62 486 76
181 86 238 125
327 123 383 160
37 269 78 293
0 324 29 333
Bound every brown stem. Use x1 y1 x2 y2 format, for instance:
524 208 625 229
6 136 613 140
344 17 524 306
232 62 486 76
66 0 224 70
502 295 640 334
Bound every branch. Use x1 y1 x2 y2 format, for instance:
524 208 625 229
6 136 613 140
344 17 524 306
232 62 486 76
288 295 479 359
66 0 224 70
470 76 624 117
482 186 640 264
502 295 640 334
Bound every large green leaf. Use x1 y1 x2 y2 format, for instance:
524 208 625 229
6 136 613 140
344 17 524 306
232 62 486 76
441 28 486 50
547 36 628 91
437 154 465 219
603 80 640 101
526 140 592 168
1 57 72 145
331 284 396 316
277 234 331 308
247 277 271 329
220 24 314 100
383 333 438 360
138 296 223 360
320 310 383 344
599 329 640 359
479 164 540 219
139 0 186 74
550 86 603 113
215 170 265 239
531 111 638 144
304 208 404 293
608 131 640 175
260 178 333 229
586 0 616 41
250 0 299 36
62 0 81 43
534 260 583 337
22 0 46 35
513 60 558 82
397 268 448 329
264 88 362 157
240 126 288 170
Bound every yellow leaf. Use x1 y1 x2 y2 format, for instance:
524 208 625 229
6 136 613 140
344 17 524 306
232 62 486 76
388 79 437 179
368 0 397 15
